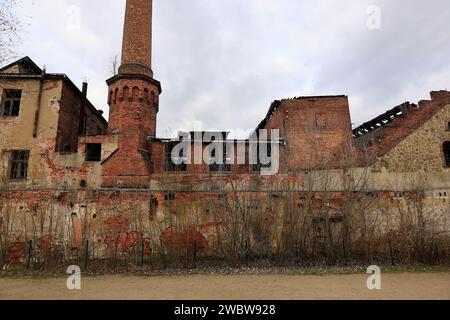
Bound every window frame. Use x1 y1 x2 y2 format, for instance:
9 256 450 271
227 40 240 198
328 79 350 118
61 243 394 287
9 150 30 180
1 89 22 117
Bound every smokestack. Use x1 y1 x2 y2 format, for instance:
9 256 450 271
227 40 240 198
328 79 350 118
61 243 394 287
118 0 153 78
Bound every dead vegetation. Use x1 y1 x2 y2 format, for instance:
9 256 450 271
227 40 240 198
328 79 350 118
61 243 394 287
0 0 22 65
0 101 449 273
0 170 448 273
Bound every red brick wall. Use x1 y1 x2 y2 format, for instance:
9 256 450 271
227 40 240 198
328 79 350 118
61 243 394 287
119 0 153 77
101 0 159 188
56 81 80 152
102 78 160 187
56 81 107 153
84 105 107 137
262 96 353 171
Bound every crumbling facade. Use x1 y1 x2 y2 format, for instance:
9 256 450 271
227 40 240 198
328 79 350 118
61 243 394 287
0 0 449 267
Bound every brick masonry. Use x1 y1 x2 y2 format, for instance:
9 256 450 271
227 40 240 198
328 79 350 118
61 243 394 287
119 0 153 78
1 1 450 265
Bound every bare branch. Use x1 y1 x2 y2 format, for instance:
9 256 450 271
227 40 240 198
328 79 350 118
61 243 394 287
0 0 22 64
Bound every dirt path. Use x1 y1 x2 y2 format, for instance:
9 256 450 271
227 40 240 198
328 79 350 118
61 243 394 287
0 273 449 300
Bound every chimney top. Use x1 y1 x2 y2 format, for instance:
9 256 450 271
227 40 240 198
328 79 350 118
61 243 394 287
118 0 154 78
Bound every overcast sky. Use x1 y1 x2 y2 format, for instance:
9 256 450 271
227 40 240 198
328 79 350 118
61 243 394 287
11 0 450 138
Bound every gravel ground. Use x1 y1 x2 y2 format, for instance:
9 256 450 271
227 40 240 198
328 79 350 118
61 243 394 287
0 272 449 300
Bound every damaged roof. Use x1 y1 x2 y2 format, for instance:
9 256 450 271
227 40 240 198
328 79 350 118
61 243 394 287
352 102 418 138
255 95 347 132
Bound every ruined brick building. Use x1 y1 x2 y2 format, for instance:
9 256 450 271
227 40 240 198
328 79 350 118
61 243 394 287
0 0 449 266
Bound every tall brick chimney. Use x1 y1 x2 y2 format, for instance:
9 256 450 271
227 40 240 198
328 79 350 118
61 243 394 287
103 0 162 188
119 0 153 77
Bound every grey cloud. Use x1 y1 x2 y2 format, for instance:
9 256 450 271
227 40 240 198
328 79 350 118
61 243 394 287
15 0 450 137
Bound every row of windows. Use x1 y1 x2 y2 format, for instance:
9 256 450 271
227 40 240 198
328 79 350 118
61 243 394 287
4 144 102 181
3 147 270 181
82 140 450 172
164 142 272 173
77 140 450 172
3 141 450 181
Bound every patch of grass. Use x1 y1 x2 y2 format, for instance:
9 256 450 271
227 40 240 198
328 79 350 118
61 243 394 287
380 264 450 274
0 264 449 279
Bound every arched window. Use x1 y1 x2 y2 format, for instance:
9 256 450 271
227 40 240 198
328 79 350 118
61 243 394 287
447 121 450 131
108 91 113 105
114 88 118 103
132 87 139 101
143 88 149 103
122 87 129 101
444 142 450 167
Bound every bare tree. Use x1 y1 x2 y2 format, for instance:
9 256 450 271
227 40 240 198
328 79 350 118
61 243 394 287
110 55 119 76
0 0 22 64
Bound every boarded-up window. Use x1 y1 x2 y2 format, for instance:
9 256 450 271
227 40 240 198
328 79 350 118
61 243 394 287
9 150 30 180
85 143 102 162
1 89 22 117
444 142 450 167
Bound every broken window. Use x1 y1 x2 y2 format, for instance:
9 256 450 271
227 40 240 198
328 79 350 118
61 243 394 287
9 150 30 180
165 141 187 172
444 142 450 167
1 89 22 117
85 143 102 162
209 143 231 172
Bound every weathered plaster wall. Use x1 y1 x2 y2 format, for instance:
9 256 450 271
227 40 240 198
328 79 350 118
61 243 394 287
1 188 448 265
0 77 111 190
0 78 63 188
372 103 450 173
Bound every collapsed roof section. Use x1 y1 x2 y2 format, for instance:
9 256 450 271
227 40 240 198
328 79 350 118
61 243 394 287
353 91 450 163
352 102 418 138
